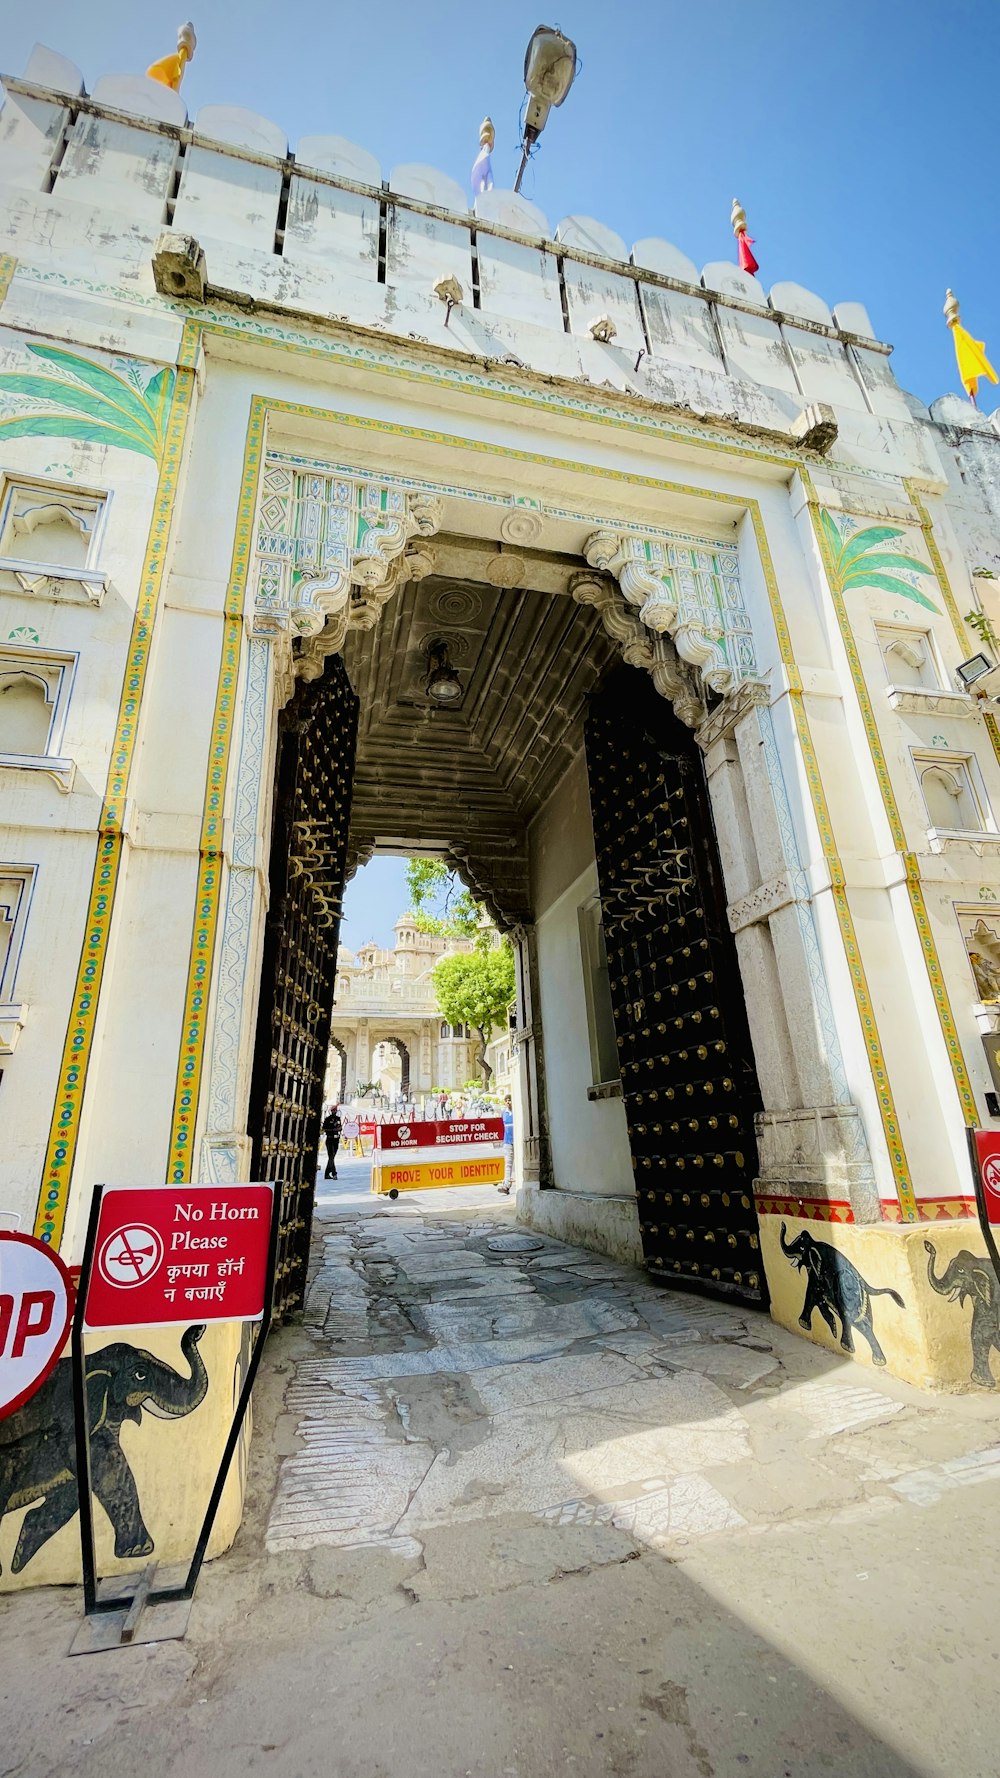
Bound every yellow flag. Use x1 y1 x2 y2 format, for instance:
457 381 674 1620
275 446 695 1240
146 52 186 92
952 322 999 401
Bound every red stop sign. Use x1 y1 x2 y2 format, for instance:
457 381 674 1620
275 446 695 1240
0 1232 75 1420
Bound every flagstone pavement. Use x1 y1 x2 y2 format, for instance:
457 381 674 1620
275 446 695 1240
4 1156 1000 1778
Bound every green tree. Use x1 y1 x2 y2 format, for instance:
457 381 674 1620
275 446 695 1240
405 858 485 946
432 944 516 1087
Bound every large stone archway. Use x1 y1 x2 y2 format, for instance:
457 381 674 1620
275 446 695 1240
200 451 874 1314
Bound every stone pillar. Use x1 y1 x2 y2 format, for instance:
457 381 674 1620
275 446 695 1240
511 924 551 1186
697 683 877 1219
354 1020 370 1089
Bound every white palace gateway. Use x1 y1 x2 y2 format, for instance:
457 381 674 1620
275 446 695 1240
2 36 1000 1587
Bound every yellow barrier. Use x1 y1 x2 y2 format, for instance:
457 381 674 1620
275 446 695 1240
371 1154 505 1196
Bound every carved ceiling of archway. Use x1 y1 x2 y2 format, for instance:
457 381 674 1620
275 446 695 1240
341 546 622 927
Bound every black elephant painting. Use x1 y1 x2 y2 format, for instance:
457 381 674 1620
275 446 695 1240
925 1242 1000 1389
780 1224 905 1366
0 1324 208 1575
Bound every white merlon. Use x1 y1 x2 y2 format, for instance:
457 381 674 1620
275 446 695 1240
297 135 382 186
768 282 834 326
833 301 877 340
389 164 468 212
701 261 766 303
22 44 84 95
91 73 187 126
475 190 548 238
630 238 700 285
555 215 628 259
194 105 287 158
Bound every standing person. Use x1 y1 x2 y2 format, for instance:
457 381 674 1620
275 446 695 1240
498 1094 515 1194
322 1104 342 1179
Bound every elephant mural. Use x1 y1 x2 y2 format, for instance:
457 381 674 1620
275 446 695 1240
780 1224 905 1366
0 1324 208 1574
925 1242 1000 1389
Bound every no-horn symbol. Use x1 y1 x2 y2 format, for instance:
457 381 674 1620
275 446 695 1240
98 1223 164 1288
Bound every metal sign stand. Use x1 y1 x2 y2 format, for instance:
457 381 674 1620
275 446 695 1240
967 1128 1000 1282
69 1182 279 1654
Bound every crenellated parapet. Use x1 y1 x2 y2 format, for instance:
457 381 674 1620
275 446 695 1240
0 43 937 462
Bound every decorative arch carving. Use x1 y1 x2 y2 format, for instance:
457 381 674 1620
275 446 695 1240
570 571 705 728
328 1035 347 1103
343 837 529 934
252 463 444 696
583 530 756 698
375 1034 411 1099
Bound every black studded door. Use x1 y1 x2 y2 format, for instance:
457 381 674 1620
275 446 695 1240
248 656 358 1319
585 667 767 1306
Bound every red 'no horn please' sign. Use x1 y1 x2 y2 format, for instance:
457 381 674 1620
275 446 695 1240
84 1185 274 1330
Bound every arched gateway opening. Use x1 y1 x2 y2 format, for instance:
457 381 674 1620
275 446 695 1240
247 543 767 1319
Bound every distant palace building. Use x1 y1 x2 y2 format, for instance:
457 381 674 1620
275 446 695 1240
325 914 511 1105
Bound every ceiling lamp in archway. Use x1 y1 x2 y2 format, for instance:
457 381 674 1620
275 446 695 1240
424 638 464 706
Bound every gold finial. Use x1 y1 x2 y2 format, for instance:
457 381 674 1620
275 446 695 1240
147 21 197 93
944 288 961 329
731 198 758 276
472 117 495 196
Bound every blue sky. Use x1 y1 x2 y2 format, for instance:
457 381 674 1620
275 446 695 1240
341 857 410 955
4 1 995 946
4 0 995 408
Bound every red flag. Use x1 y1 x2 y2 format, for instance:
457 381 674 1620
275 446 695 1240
731 200 759 278
737 231 759 276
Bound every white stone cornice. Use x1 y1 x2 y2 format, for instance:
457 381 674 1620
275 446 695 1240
0 558 108 606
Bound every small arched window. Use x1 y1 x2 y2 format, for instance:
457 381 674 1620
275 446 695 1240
919 760 981 834
0 670 53 756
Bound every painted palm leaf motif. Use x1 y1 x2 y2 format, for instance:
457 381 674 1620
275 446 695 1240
820 510 939 614
0 344 174 463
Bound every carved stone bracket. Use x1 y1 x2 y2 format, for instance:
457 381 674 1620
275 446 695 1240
252 466 444 694
585 532 677 633
728 868 810 933
583 530 756 698
695 676 770 752
570 571 705 728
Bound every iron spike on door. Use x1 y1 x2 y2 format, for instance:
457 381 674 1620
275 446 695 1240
584 665 768 1307
247 656 359 1320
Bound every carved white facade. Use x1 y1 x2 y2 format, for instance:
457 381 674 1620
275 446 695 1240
3 37 1000 1588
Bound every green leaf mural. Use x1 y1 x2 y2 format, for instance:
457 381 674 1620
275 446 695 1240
820 511 940 613
0 344 174 463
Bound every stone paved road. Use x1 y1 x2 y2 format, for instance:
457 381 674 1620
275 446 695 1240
4 1165 1000 1778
